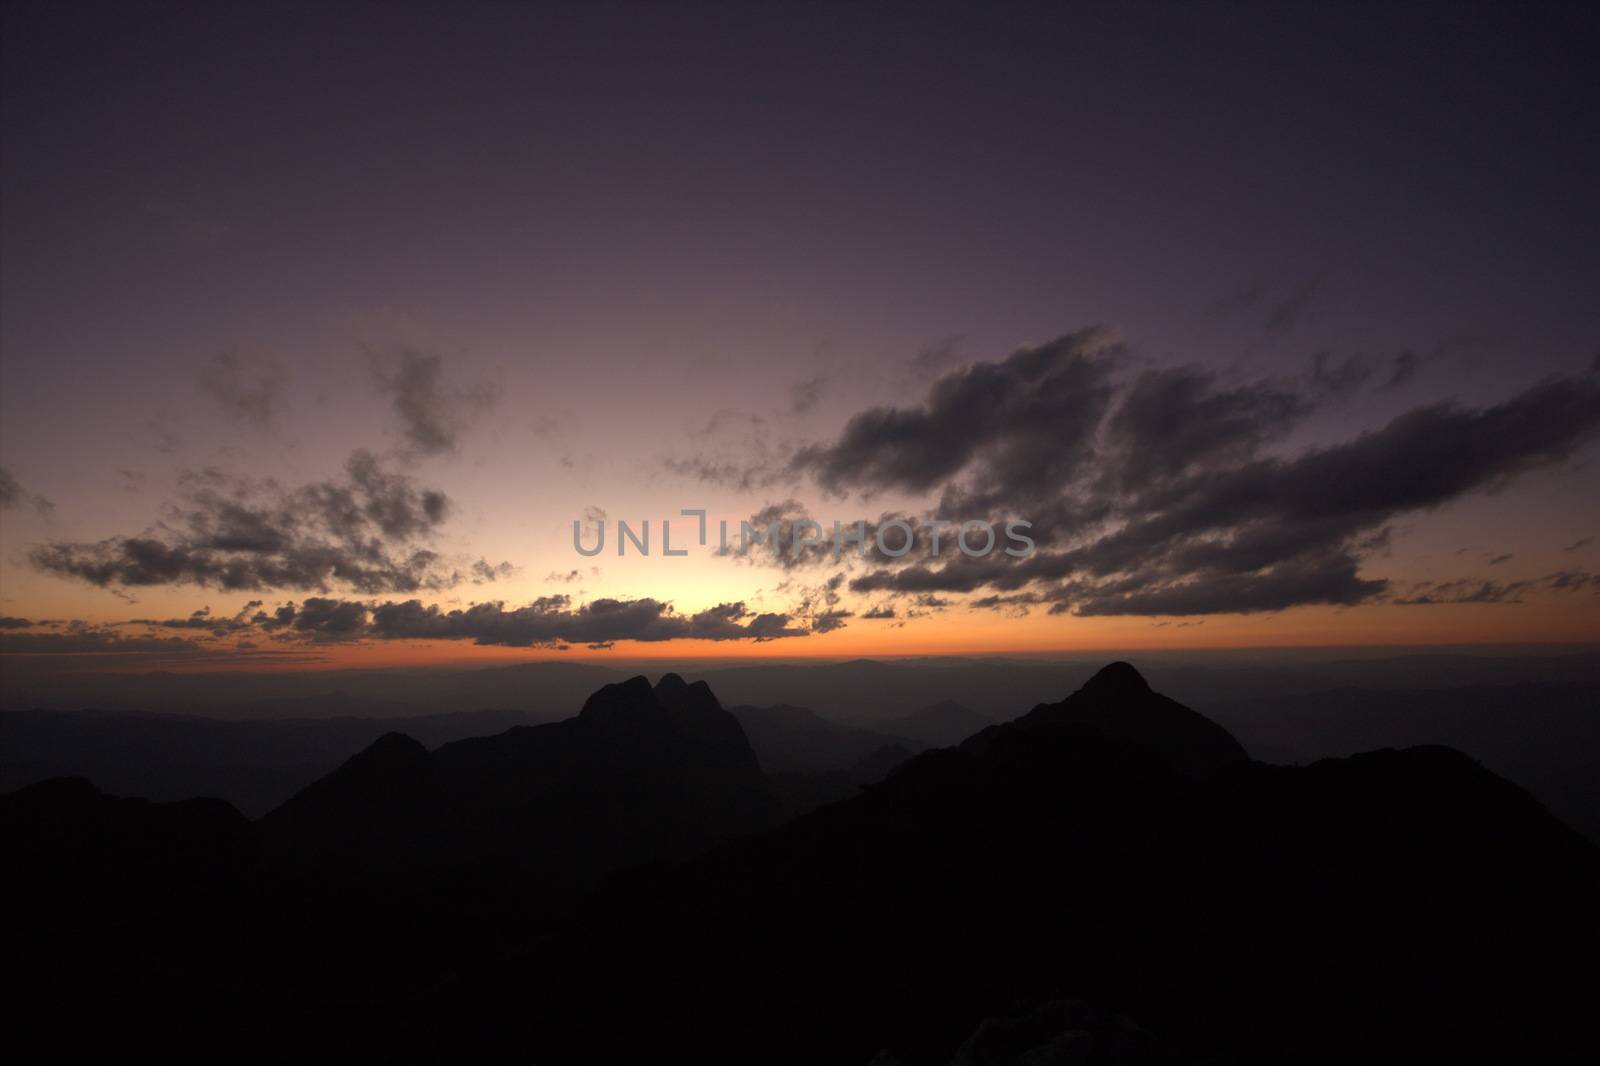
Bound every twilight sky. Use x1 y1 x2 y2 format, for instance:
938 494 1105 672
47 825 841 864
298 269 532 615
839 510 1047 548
1 1 1597 670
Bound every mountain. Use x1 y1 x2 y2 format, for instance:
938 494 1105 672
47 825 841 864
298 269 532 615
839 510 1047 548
6 662 1598 1064
258 673 782 878
974 659 1251 778
474 664 1599 1063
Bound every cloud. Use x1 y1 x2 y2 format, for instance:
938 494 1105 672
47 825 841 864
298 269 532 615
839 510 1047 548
199 351 285 429
0 622 208 655
1309 352 1373 398
30 450 470 594
790 327 1121 502
1379 350 1422 390
781 331 1600 618
904 335 967 383
0 617 37 629
662 414 796 492
1564 536 1594 552
1391 570 1596 605
0 466 54 515
121 602 263 636
471 559 518 583
373 348 496 457
789 375 827 414
365 596 807 646
150 594 812 649
545 568 597 583
1102 364 1308 489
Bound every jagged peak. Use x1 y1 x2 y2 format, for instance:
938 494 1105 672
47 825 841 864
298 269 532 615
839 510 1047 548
654 672 690 694
654 673 723 714
579 676 656 719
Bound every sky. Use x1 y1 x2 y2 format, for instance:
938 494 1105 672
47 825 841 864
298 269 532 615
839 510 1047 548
1 0 1597 672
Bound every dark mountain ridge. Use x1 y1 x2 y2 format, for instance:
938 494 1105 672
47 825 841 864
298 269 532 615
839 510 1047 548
5 662 1598 1064
258 673 780 877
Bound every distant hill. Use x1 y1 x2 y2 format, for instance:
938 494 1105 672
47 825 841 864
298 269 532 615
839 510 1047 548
0 705 564 816
1202 681 1600 840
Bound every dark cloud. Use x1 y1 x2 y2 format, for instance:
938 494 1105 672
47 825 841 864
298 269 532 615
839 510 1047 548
373 348 496 457
0 466 54 515
1103 365 1308 489
366 596 807 646
1487 553 1513 566
0 616 36 629
262 597 371 639
779 572 851 634
199 351 285 429
471 559 518 583
123 603 262 637
795 332 1600 617
31 450 462 594
1564 536 1594 552
791 327 1120 503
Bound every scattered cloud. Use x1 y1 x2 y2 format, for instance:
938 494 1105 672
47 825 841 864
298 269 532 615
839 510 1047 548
29 450 478 594
1391 570 1597 605
198 350 286 430
1379 350 1422 390
772 331 1600 618
1309 351 1373 399
372 348 496 457
789 374 827 414
0 467 54 515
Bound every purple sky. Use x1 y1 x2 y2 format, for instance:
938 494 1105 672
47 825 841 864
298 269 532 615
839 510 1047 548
2 2 1597 665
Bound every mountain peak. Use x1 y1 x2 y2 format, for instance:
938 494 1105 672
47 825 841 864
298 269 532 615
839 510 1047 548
989 661 1247 779
1081 661 1151 697
654 673 723 715
578 676 657 722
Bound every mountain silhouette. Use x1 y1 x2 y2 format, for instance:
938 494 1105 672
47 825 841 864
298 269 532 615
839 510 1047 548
966 660 1251 778
259 673 780 877
5 662 1598 1065
462 664 1598 1063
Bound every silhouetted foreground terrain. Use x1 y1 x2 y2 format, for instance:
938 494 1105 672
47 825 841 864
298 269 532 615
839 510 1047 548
5 664 1598 1064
